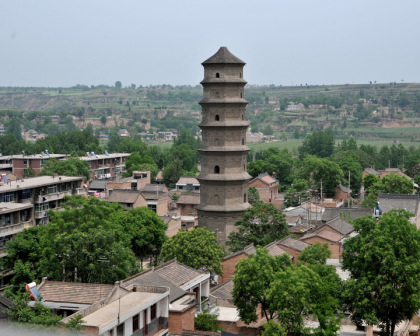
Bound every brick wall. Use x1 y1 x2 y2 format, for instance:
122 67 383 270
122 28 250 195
301 236 341 258
169 305 195 334
249 179 278 203
220 252 248 284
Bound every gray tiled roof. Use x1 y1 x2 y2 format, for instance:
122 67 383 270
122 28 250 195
378 193 419 215
277 236 310 252
177 193 200 205
89 180 108 190
210 279 233 301
143 184 166 192
202 47 245 65
107 189 141 204
38 281 113 304
323 217 354 236
154 259 206 287
122 271 186 303
321 208 372 222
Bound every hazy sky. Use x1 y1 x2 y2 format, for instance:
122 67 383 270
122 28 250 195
1 0 419 87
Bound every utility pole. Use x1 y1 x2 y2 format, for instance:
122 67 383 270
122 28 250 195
348 170 351 208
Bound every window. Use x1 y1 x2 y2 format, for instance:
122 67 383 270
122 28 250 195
240 92 243 98
23 159 28 167
148 204 157 213
132 314 139 332
242 139 245 145
150 304 157 320
22 189 32 199
244 193 247 203
214 165 220 174
1 214 11 226
47 185 57 194
215 115 219 121
1 192 14 202
239 72 242 78
215 72 220 78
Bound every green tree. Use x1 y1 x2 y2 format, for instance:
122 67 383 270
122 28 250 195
380 172 413 194
115 81 122 89
232 248 292 323
247 186 261 204
40 157 90 180
6 294 61 327
363 173 380 192
284 179 309 207
162 157 184 188
342 211 420 336
298 130 335 158
298 155 344 197
39 196 139 283
227 202 289 253
160 228 224 275
112 207 167 264
194 308 221 332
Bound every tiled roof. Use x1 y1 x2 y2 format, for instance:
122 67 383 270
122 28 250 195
378 193 419 215
265 241 292 258
121 270 186 303
141 191 168 200
277 236 310 252
177 193 200 205
106 190 141 204
143 184 166 192
301 229 343 243
321 208 372 222
285 216 300 224
249 172 278 186
364 168 379 175
210 279 233 301
154 259 206 287
38 281 113 304
324 217 354 236
177 177 199 185
289 224 314 233
89 180 108 190
337 184 351 193
202 47 245 65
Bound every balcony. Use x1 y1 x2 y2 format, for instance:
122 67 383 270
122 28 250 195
34 211 48 219
0 223 24 238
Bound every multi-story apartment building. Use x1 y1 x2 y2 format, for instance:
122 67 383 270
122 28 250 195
9 153 68 178
0 175 85 257
79 152 130 180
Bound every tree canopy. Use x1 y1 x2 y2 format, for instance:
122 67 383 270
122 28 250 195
160 228 225 276
2 196 168 292
40 156 90 180
298 130 335 158
226 202 289 253
233 246 342 335
342 211 420 336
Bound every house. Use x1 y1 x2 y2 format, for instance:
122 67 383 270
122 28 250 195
141 184 172 216
176 177 200 193
177 193 200 217
35 278 114 317
276 236 310 262
377 193 420 227
220 242 293 285
118 129 130 137
300 229 344 258
62 282 170 336
248 172 283 208
106 190 144 210
283 202 324 224
314 216 354 237
334 184 351 204
209 280 262 336
362 168 380 179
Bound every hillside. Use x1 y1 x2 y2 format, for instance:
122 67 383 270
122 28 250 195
1 82 420 143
